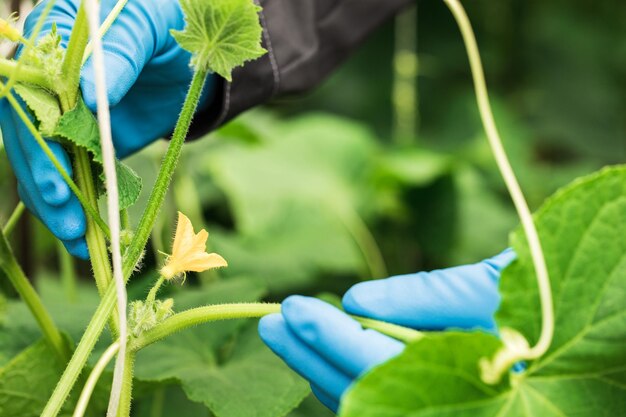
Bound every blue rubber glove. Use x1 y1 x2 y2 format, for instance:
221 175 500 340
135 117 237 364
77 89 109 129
259 249 516 412
0 0 214 258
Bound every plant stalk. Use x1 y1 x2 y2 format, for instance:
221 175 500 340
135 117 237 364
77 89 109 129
131 303 422 351
0 229 69 360
442 0 553 380
2 201 25 236
124 69 208 277
59 2 90 108
115 349 135 417
57 240 78 303
0 58 52 90
72 341 121 417
42 69 209 417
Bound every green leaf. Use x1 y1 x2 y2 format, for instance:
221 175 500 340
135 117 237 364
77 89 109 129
54 97 142 209
204 113 383 290
0 336 109 417
172 0 267 80
498 165 626 375
340 333 508 417
340 165 626 416
0 339 66 417
13 84 61 136
54 97 102 160
134 278 309 417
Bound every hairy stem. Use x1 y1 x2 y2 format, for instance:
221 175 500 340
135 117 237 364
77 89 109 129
41 287 114 417
0 58 51 90
124 69 208 276
72 341 121 417
116 349 135 417
2 201 25 236
442 0 553 380
57 240 78 303
59 2 89 107
131 303 422 351
0 229 69 360
42 69 208 417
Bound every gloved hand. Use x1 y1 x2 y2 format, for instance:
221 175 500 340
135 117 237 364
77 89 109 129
0 0 215 258
259 249 515 412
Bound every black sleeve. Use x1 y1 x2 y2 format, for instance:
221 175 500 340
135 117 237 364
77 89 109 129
189 0 413 136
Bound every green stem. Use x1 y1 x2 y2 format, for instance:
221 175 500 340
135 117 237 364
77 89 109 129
337 207 388 279
42 70 208 417
130 303 422 351
392 3 419 143
2 202 25 236
120 209 131 230
59 2 90 108
72 341 121 417
3 90 110 237
0 229 69 360
352 316 422 343
116 349 135 417
73 145 121 338
0 58 52 90
442 0 553 383
146 275 166 305
41 286 115 417
131 303 281 351
124 69 208 277
57 240 78 303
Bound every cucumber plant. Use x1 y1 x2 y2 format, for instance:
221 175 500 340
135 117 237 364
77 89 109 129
0 0 623 416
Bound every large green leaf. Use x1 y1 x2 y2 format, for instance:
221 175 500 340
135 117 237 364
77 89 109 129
340 165 626 416
340 333 509 417
0 339 67 417
172 0 266 79
0 336 109 417
204 114 385 290
134 278 309 417
0 275 102 366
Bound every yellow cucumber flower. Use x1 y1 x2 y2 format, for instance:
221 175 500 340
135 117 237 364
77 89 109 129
160 212 227 280
0 16 21 43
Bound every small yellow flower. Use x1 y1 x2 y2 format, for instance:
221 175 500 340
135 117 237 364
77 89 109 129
0 16 22 43
160 212 227 279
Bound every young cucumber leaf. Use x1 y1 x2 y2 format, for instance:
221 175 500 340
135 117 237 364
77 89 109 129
172 0 267 80
13 84 61 136
54 97 142 209
340 165 626 416
134 278 309 417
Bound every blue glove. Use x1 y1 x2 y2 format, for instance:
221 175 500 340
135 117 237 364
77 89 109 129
259 249 516 412
0 0 215 258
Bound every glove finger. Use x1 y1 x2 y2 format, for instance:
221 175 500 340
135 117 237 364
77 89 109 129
18 183 89 260
311 384 340 413
6 97 74 207
342 250 516 332
3 115 87 246
282 296 404 379
259 314 352 402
